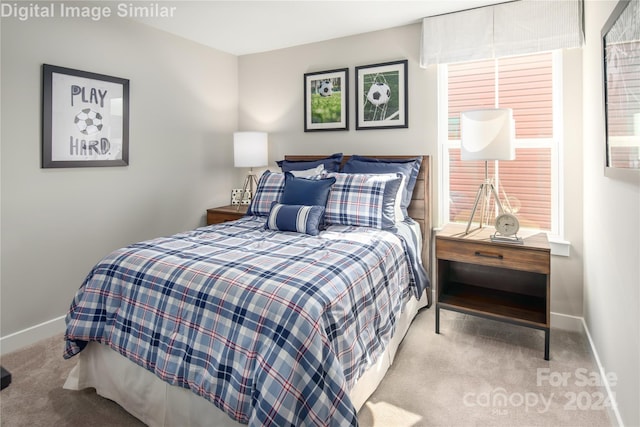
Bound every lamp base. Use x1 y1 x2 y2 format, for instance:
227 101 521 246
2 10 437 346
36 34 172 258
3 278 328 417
237 170 259 211
465 179 504 235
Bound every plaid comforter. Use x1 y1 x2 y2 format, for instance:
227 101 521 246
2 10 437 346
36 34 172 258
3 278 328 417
64 217 423 426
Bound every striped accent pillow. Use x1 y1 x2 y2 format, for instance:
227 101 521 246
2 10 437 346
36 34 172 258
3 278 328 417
325 173 401 229
265 203 325 236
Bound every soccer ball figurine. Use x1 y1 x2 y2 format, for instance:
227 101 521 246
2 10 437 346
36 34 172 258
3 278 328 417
317 79 333 97
366 82 391 106
74 108 104 135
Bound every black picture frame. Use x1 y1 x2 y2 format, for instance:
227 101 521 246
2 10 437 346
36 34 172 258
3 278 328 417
601 0 640 173
42 64 130 168
355 59 408 130
304 68 349 132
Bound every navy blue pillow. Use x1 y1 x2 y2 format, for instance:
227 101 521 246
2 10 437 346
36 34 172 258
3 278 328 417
342 155 422 218
276 153 343 172
265 203 325 236
281 172 336 206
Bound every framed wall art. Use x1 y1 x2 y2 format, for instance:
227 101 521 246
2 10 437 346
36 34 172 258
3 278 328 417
304 68 349 131
42 64 130 168
601 0 639 174
355 59 408 130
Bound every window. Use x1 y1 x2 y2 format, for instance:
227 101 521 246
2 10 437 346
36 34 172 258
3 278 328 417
439 52 560 234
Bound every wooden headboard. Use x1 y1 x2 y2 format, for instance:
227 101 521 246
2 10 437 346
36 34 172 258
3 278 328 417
284 155 432 284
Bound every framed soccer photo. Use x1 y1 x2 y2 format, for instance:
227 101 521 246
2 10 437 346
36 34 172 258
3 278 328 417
304 68 349 132
355 59 408 130
42 64 130 168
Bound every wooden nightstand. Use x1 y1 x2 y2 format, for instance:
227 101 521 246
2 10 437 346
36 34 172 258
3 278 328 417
435 223 551 360
206 205 248 225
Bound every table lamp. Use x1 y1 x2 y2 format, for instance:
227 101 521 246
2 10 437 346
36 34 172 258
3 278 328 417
460 108 515 234
234 131 268 209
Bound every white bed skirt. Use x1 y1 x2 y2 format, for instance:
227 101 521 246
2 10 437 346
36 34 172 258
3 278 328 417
64 292 428 426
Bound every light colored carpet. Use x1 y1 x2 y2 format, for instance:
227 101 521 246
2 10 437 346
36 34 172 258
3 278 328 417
0 308 614 426
358 310 614 427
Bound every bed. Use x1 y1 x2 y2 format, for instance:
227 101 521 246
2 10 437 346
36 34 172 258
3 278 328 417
63 154 432 427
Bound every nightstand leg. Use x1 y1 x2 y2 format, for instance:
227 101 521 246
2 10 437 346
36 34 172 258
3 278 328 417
544 329 550 361
435 304 440 334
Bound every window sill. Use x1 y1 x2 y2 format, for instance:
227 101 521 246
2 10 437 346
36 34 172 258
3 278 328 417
548 236 570 257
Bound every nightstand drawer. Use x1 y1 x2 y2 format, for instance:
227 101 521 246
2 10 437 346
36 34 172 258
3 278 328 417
436 239 549 274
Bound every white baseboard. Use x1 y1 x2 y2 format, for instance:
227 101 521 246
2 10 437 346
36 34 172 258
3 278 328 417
0 315 66 355
581 318 625 427
550 312 623 426
550 311 583 331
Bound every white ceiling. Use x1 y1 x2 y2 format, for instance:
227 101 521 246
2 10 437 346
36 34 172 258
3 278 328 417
134 0 510 56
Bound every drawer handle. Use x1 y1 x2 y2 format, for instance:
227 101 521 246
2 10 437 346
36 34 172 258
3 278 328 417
474 251 503 260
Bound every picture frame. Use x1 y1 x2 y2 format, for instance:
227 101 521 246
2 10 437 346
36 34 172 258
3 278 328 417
355 59 408 130
601 0 640 174
304 68 349 132
42 64 130 168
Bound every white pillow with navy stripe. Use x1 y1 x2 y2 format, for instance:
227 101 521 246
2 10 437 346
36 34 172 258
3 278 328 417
265 203 325 236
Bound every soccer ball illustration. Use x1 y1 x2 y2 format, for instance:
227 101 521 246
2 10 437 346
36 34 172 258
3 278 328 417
74 108 103 135
366 82 391 106
317 79 333 97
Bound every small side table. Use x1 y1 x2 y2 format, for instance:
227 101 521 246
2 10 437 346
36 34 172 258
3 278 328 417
435 223 551 360
206 205 248 225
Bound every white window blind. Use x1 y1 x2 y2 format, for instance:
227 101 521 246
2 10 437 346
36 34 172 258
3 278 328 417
420 6 494 66
421 0 583 68
494 0 583 57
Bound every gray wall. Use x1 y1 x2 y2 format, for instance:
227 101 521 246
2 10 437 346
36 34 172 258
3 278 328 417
1 16 238 339
583 1 640 426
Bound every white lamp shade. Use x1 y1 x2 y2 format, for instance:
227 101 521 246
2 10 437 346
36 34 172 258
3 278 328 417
460 109 515 161
234 132 268 168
